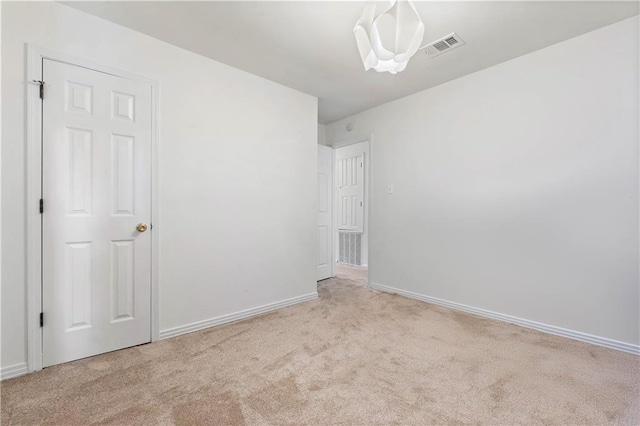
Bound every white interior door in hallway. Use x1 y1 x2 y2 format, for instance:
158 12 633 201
334 141 369 266
336 151 364 233
42 59 153 367
317 144 333 281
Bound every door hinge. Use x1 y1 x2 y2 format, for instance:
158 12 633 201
39 198 43 214
32 80 45 99
40 312 44 328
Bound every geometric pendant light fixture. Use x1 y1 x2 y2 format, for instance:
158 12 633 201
353 0 425 74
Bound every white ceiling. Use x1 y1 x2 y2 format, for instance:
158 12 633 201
65 1 638 124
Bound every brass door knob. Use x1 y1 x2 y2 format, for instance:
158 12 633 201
136 223 148 233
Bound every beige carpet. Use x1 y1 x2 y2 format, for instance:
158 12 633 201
2 267 639 425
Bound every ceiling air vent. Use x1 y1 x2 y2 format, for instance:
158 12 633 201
422 33 465 58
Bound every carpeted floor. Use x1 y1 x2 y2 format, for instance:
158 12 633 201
2 266 639 425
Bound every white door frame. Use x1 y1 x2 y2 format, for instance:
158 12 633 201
331 134 373 267
26 45 160 372
317 144 334 281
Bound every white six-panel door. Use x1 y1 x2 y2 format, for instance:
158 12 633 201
337 152 364 233
42 59 153 367
317 145 333 281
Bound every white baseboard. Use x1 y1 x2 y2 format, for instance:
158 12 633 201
369 282 639 355
1 293 319 379
159 292 319 340
1 363 28 381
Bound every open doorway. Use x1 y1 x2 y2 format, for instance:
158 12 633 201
334 140 369 285
317 140 369 287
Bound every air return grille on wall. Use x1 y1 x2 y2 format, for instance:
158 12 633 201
423 32 465 57
339 232 362 266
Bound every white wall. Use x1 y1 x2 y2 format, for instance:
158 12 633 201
2 2 317 371
327 17 639 346
318 124 327 146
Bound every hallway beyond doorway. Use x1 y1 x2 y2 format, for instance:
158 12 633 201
334 263 367 287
